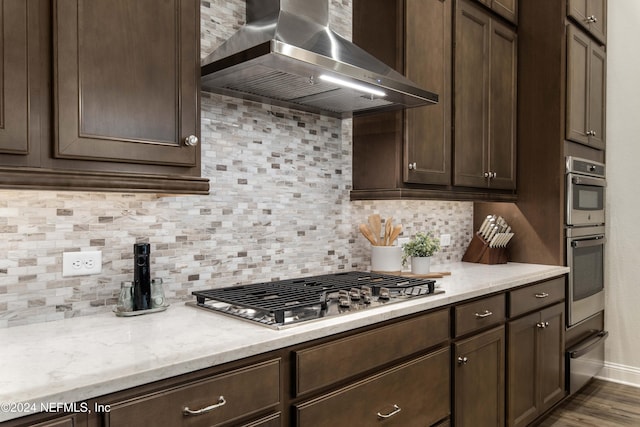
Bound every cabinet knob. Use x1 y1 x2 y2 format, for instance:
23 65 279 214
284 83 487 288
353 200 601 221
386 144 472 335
536 321 549 329
408 162 417 170
586 15 598 23
491 172 497 179
457 356 469 365
184 135 199 146
484 172 490 178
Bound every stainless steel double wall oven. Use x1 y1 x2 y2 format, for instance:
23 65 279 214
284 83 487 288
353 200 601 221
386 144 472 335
565 156 608 394
565 156 606 326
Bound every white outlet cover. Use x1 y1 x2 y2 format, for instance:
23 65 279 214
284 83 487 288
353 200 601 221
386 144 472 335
440 234 452 247
397 237 410 247
63 251 102 277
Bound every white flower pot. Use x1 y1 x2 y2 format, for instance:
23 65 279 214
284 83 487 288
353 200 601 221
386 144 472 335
370 246 402 273
411 256 431 275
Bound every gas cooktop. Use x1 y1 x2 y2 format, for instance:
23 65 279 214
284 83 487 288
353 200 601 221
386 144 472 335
187 271 444 329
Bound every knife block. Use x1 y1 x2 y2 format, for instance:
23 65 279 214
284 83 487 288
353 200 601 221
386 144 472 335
462 233 508 265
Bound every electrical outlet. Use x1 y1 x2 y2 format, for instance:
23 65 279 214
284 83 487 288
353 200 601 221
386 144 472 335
63 251 102 277
397 237 410 247
440 234 451 247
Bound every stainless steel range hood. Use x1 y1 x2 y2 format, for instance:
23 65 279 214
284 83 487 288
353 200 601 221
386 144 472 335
201 0 438 118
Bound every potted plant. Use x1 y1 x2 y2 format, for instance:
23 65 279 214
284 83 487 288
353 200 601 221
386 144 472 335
402 232 441 274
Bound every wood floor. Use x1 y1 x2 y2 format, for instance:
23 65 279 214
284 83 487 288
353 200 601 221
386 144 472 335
535 379 640 426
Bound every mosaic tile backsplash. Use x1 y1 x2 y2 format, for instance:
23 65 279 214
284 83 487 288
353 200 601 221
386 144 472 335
0 0 473 328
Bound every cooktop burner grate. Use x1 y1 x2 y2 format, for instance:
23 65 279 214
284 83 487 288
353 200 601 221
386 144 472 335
191 271 439 327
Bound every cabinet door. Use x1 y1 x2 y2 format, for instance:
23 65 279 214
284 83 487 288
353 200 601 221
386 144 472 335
588 0 607 44
588 42 606 150
507 304 565 427
568 0 606 44
488 20 517 190
454 326 505 427
454 0 490 189
538 304 565 413
566 25 590 146
54 0 199 167
567 0 589 26
566 25 606 151
0 0 29 155
507 312 539 427
492 0 518 24
404 0 452 186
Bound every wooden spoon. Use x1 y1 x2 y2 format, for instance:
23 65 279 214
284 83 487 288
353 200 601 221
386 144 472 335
359 223 379 246
368 214 382 245
384 217 393 246
388 224 403 245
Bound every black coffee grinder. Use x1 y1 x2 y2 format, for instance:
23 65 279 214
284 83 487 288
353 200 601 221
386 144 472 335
133 243 151 310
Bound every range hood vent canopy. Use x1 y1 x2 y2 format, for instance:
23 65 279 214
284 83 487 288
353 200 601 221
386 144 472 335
201 0 438 118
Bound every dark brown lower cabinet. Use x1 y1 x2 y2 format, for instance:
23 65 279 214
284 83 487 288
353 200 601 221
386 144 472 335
104 359 281 427
454 326 505 427
295 347 450 427
507 303 565 427
0 413 86 427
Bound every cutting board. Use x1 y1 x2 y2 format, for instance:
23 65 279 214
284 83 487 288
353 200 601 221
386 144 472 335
372 271 452 279
399 271 451 279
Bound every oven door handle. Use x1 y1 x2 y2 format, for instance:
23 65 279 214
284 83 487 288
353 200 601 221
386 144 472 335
571 236 606 248
569 331 609 359
572 175 606 187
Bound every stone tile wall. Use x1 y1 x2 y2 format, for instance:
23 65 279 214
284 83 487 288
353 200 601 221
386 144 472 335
0 0 473 328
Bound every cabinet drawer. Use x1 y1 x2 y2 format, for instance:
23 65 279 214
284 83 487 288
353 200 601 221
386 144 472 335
295 348 451 427
295 309 449 395
455 294 505 337
509 277 565 318
106 359 280 427
241 412 281 427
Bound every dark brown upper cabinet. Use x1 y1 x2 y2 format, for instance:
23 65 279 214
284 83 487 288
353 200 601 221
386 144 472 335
352 0 453 200
0 0 208 194
454 0 517 191
0 1 28 156
478 0 518 24
566 24 606 151
351 0 516 202
567 0 607 44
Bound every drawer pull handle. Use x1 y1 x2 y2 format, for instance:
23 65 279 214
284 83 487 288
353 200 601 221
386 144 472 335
377 404 401 419
535 292 550 299
183 396 226 416
475 310 493 319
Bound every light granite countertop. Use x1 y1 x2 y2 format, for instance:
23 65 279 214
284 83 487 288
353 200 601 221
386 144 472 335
0 262 568 422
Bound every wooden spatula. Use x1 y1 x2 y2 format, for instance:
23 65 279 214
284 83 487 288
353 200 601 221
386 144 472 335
359 223 379 246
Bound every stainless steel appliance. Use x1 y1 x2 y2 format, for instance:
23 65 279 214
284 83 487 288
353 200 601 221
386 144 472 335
201 0 438 118
567 329 609 395
566 156 606 226
566 225 605 327
188 271 442 329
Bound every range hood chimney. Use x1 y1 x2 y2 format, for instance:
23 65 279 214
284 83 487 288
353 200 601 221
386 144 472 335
201 0 438 118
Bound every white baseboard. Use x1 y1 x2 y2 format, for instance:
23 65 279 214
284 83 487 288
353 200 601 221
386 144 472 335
598 361 640 388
